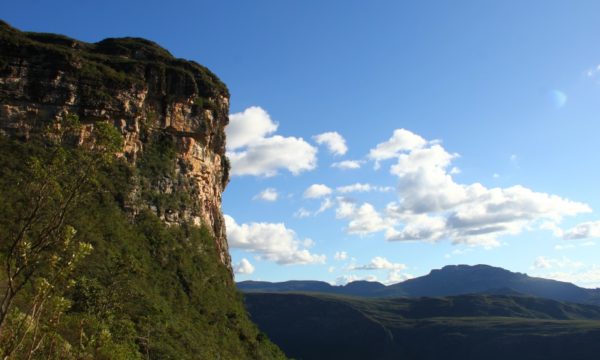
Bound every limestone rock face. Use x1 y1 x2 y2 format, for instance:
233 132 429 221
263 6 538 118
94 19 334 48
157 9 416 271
0 21 232 268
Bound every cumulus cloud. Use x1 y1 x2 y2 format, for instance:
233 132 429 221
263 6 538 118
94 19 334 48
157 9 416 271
336 183 394 194
385 211 447 243
540 221 564 237
226 107 317 177
253 188 279 202
335 198 394 236
346 128 592 247
331 160 364 170
313 131 348 156
351 257 407 271
228 135 317 177
368 128 428 168
225 215 326 265
562 220 600 240
234 258 255 275
304 184 333 199
227 106 278 150
334 251 348 261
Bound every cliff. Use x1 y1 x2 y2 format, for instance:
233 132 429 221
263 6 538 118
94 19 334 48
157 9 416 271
0 20 231 268
0 21 285 359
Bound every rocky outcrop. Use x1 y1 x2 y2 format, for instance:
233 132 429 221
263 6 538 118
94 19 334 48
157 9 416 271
0 21 232 268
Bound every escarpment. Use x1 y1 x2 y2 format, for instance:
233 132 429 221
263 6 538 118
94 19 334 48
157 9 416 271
0 20 231 268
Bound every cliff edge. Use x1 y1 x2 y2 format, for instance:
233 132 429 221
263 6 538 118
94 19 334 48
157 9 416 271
0 20 231 268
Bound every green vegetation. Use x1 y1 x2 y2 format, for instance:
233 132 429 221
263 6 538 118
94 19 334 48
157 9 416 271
0 20 229 111
245 292 600 360
0 119 285 359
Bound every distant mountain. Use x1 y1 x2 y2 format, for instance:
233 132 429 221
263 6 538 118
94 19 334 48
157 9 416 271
386 264 598 303
238 279 385 297
237 264 600 304
244 292 600 360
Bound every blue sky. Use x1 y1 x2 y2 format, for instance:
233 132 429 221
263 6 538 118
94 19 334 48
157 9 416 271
5 0 600 287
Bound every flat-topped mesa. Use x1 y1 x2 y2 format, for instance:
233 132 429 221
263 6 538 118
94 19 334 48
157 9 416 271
0 21 232 268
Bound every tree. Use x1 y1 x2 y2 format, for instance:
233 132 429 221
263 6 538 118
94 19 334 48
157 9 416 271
0 115 122 358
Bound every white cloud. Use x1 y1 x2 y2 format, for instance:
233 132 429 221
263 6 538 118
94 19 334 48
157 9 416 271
334 274 378 285
228 135 317 177
315 198 334 215
385 269 414 285
336 199 394 236
534 256 552 269
533 256 584 270
234 258 255 275
450 167 461 175
353 129 592 247
385 211 447 243
331 160 364 170
253 188 279 202
313 131 348 156
227 106 278 150
554 244 576 251
295 198 334 218
562 220 600 240
540 221 564 237
368 128 428 168
587 64 600 78
351 256 407 271
226 107 318 177
540 266 600 288
336 183 394 194
334 251 348 261
294 208 312 218
444 247 473 259
335 198 356 219
304 184 333 199
553 240 596 251
225 215 326 265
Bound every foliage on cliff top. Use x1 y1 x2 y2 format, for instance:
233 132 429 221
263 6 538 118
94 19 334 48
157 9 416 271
0 19 229 99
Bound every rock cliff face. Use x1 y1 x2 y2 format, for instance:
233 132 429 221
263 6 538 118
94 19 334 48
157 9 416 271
0 21 231 268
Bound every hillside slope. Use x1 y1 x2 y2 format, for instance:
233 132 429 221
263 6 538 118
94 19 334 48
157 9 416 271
245 292 600 360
